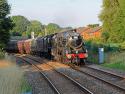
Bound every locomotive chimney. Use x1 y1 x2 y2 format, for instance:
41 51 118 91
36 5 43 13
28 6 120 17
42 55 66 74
31 32 35 39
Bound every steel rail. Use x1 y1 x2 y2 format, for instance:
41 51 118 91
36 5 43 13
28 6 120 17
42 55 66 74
17 56 61 94
70 65 125 92
24 55 125 92
16 55 125 93
25 56 93 94
84 66 125 79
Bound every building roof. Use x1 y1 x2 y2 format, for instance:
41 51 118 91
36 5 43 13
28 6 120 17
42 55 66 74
89 26 102 33
77 26 102 34
77 27 90 34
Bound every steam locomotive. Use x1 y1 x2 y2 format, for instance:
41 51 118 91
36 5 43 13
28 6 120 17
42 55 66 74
6 29 88 65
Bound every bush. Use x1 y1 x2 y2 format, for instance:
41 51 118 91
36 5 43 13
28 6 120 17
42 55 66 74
85 40 122 63
119 42 125 50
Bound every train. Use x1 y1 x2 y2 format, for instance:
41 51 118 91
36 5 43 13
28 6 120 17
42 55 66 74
6 29 88 65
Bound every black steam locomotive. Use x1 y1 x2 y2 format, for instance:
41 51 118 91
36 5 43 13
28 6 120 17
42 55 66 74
51 29 88 65
6 29 88 65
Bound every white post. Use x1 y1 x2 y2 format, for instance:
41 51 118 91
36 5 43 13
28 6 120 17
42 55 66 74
31 32 34 39
45 28 47 36
99 48 104 64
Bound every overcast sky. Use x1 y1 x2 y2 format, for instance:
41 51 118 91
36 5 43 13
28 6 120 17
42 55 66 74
8 0 102 27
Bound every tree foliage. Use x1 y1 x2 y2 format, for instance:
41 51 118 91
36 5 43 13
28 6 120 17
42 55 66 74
10 16 63 37
99 0 125 43
11 15 30 36
26 20 44 37
0 0 13 48
87 24 100 28
45 23 60 35
9 15 71 38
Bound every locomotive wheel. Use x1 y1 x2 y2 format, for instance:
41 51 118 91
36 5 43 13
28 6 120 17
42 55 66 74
60 53 65 63
72 57 80 65
80 59 86 65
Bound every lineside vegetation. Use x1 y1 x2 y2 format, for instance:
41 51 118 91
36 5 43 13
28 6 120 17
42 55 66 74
0 61 31 94
103 52 125 71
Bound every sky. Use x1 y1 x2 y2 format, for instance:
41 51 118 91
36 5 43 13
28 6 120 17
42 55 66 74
8 0 102 27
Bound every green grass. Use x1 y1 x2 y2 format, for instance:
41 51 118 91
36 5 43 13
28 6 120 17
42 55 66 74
103 61 125 71
0 61 32 94
102 52 125 71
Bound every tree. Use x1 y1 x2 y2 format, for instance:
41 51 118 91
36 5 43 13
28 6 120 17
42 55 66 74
45 23 60 35
11 15 30 36
26 20 44 37
38 31 45 37
87 24 100 28
99 0 125 43
0 0 13 48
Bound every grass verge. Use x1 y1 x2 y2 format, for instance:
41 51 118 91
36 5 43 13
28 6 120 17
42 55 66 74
103 61 125 71
102 52 125 71
0 61 32 94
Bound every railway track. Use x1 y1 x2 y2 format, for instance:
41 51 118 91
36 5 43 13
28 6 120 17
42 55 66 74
17 56 60 94
22 55 125 94
69 65 125 92
17 57 57 94
72 65 125 91
25 55 125 94
18 55 93 94
84 66 125 79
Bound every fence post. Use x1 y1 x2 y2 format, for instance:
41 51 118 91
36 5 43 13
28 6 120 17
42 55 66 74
98 48 104 64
